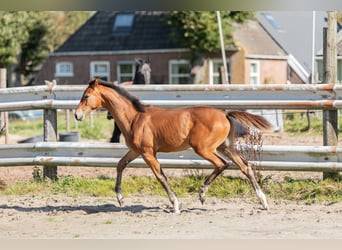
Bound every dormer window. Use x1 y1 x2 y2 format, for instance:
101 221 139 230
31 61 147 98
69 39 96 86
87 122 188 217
113 13 134 35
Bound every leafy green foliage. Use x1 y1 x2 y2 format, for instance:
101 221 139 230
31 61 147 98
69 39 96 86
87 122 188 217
167 11 254 54
0 11 29 67
0 11 91 83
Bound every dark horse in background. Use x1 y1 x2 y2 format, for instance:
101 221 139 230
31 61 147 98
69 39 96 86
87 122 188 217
108 58 151 142
75 78 272 213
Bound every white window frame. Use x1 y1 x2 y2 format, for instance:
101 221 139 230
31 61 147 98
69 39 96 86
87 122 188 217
55 62 73 77
250 60 260 85
90 61 110 81
168 60 191 84
210 59 230 85
116 61 135 83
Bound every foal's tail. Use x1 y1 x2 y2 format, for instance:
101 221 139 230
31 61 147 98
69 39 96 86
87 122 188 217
226 110 273 136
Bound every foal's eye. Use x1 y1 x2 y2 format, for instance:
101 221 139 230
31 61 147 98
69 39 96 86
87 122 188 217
84 95 89 100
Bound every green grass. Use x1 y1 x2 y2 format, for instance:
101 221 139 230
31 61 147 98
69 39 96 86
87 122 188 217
8 110 113 140
1 174 342 204
284 111 342 136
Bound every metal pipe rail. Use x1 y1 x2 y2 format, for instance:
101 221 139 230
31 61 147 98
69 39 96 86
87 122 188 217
0 142 341 173
1 83 342 111
1 83 341 175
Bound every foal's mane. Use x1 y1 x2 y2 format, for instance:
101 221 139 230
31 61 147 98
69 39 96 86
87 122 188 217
89 79 146 112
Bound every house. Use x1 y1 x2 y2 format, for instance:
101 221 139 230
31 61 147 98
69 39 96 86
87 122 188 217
257 11 328 83
35 11 289 86
316 30 342 83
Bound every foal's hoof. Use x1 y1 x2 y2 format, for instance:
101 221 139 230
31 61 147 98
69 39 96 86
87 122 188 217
261 203 269 211
117 194 124 207
199 193 206 205
118 199 124 207
174 209 181 215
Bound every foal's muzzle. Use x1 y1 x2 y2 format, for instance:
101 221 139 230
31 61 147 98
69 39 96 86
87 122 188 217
74 110 85 121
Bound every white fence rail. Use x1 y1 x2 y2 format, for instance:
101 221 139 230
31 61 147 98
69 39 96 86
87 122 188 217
0 142 341 172
0 83 341 174
1 83 342 111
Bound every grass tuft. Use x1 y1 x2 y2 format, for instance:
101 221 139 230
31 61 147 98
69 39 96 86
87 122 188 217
1 174 341 205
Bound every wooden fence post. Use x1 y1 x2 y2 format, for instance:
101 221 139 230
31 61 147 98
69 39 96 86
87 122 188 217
43 109 58 180
322 11 339 180
43 81 58 180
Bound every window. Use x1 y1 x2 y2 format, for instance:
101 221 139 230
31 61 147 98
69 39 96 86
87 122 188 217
113 13 134 34
262 13 282 31
117 61 135 82
55 62 73 77
211 59 230 84
90 61 110 81
250 61 260 85
169 60 191 84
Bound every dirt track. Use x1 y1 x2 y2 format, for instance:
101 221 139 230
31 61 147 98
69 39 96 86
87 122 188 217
0 133 342 239
0 194 342 239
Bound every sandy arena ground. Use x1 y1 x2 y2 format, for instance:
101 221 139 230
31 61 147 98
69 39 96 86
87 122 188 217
0 132 342 239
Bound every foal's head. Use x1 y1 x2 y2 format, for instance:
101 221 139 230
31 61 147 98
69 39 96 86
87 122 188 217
75 78 146 121
133 58 151 84
74 78 103 121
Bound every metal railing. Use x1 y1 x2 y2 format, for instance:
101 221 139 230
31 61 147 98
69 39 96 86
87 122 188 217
0 142 341 172
0 82 341 175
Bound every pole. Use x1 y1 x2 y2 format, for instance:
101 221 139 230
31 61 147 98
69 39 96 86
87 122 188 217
216 11 229 84
0 68 8 144
322 11 339 180
43 80 58 180
311 11 316 83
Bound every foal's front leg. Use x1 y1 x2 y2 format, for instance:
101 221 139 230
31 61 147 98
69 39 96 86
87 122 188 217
142 151 180 214
115 150 139 206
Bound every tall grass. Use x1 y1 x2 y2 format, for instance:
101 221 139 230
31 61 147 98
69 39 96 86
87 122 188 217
1 174 341 204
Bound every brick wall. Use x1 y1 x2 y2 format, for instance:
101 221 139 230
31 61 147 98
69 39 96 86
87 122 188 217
35 51 189 85
35 50 288 86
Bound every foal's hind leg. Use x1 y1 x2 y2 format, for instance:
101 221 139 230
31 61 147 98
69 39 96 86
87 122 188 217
192 147 229 204
218 141 268 210
115 150 140 206
198 160 229 205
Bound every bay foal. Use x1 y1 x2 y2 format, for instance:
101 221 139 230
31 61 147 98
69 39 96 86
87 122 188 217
75 78 272 213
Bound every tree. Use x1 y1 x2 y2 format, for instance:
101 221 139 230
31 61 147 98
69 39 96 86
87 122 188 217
17 11 91 84
0 11 29 68
167 11 254 54
0 11 91 86
15 12 50 82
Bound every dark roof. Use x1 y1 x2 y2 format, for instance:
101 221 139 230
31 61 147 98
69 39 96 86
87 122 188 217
232 20 287 57
55 11 287 58
55 11 183 53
